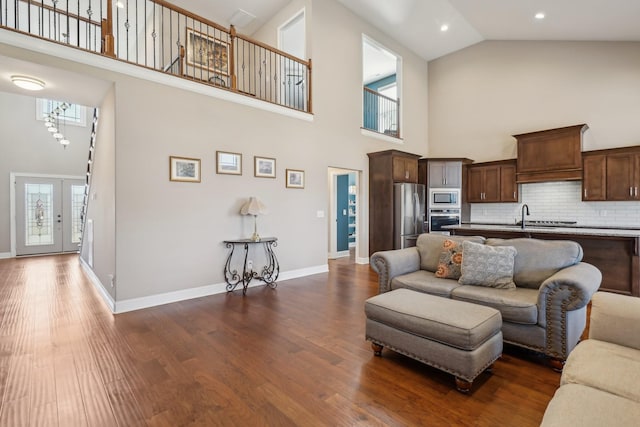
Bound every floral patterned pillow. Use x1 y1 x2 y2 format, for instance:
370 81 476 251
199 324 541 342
435 239 464 279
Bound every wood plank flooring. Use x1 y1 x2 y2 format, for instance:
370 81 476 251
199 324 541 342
0 254 561 426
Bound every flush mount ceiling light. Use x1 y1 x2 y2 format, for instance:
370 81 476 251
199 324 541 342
440 23 449 32
535 12 546 20
11 75 45 91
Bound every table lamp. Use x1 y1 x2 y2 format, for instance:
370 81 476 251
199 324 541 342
240 197 268 241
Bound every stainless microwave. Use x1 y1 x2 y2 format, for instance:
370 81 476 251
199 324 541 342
428 188 461 209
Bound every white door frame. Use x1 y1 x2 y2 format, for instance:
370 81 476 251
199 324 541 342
327 167 365 263
10 172 84 257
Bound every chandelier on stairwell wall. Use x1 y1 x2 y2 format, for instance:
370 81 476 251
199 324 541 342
43 101 71 147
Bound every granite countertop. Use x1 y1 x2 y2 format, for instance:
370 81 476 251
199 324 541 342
447 223 640 238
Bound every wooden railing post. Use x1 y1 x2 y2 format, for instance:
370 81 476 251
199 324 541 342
179 45 185 76
101 0 115 57
229 25 237 90
307 58 312 113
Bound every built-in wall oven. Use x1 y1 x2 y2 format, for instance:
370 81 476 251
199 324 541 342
429 209 461 235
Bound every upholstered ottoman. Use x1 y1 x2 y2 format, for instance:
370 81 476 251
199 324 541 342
365 288 503 392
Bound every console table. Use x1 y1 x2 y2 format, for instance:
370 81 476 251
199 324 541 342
223 237 279 295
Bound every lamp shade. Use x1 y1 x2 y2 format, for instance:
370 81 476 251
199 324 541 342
240 197 268 216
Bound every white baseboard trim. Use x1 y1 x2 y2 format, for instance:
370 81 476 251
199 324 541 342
356 256 370 265
0 252 11 259
328 251 350 259
79 257 116 313
114 263 330 314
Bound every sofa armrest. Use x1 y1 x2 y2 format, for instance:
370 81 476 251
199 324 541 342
370 248 420 293
536 262 602 359
589 291 640 350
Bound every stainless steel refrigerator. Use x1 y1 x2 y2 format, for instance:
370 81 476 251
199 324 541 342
394 183 426 249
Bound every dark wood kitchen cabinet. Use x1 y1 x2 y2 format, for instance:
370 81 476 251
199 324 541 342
582 145 640 201
582 153 607 201
368 150 421 256
467 160 518 203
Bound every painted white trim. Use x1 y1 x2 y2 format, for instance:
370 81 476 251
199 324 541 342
0 252 11 259
361 128 404 144
328 250 350 259
278 8 306 58
356 256 370 265
79 257 116 313
0 30 313 123
9 173 84 257
113 264 329 314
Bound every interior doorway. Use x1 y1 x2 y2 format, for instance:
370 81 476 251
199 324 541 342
278 9 307 110
328 167 360 263
12 174 85 256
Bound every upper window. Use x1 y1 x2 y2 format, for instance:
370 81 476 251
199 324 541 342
36 99 87 127
362 35 401 139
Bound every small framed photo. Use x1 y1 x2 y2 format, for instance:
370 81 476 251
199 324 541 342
286 169 305 189
216 151 242 175
169 156 201 182
254 156 276 178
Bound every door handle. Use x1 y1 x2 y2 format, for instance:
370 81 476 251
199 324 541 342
584 189 587 198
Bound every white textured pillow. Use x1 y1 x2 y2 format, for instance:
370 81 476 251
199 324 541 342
458 240 517 290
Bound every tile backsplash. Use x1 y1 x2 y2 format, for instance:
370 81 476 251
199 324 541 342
470 181 640 228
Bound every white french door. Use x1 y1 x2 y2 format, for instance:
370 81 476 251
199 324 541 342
15 176 85 256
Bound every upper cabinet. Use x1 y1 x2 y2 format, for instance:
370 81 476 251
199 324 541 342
392 155 419 183
427 161 464 188
467 160 518 203
515 124 587 184
582 146 640 201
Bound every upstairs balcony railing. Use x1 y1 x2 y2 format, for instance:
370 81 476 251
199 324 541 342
363 87 399 138
0 0 312 113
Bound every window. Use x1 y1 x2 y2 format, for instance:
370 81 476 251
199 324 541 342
362 35 401 138
36 98 87 127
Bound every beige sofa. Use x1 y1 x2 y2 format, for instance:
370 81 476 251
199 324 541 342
541 292 640 426
370 234 602 368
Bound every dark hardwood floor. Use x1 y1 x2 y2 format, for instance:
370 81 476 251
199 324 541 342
0 254 560 426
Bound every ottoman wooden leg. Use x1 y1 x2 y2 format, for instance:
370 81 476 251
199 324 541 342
455 377 472 393
371 342 383 356
485 363 495 374
549 357 565 372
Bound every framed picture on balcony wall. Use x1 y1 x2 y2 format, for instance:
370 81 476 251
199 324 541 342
186 28 229 76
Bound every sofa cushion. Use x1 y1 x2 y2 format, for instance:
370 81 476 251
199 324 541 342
391 270 462 298
458 241 517 290
486 238 583 289
417 234 485 273
561 339 640 403
435 239 463 279
540 383 640 427
451 286 539 324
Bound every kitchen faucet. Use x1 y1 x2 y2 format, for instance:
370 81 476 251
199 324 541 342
521 204 530 229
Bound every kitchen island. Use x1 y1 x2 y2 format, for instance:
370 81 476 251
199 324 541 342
448 223 640 297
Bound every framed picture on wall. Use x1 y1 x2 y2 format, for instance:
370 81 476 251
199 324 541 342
286 169 305 189
254 156 276 178
216 151 242 175
169 156 201 182
186 28 229 75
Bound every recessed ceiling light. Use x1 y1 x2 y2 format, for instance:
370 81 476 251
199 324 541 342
11 75 45 91
440 24 449 32
535 12 545 20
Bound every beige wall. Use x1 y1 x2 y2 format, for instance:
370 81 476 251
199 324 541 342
0 91 92 254
428 41 640 162
0 0 429 302
80 87 116 300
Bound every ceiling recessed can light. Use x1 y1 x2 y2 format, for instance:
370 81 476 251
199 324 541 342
440 23 449 32
535 12 545 20
11 75 45 91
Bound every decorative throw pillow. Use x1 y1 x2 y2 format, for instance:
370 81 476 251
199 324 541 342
458 241 517 289
435 239 464 279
